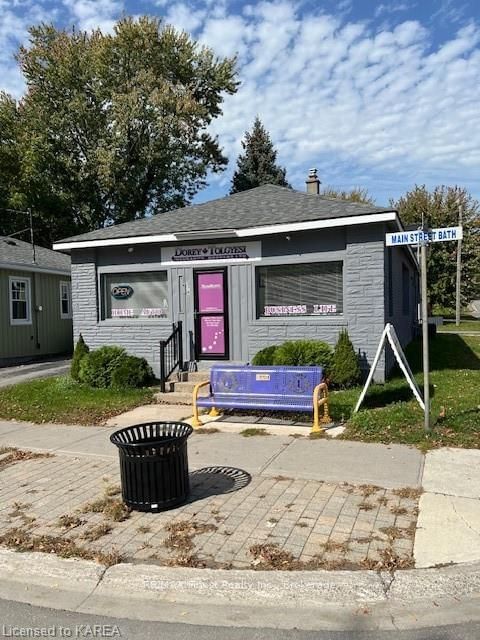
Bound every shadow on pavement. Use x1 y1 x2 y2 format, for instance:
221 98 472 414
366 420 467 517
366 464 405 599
188 466 251 502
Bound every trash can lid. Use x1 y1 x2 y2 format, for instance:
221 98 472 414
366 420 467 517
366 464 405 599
110 421 193 449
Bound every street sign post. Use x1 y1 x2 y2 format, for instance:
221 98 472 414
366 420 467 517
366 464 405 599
385 225 463 431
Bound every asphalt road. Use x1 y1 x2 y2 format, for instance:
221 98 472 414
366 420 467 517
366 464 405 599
0 358 70 388
0 599 479 640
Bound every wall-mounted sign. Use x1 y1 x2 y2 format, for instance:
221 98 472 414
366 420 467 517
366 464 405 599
111 285 134 299
162 242 261 265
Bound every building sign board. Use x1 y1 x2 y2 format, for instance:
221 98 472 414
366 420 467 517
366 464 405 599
354 323 425 413
385 226 463 247
162 242 261 265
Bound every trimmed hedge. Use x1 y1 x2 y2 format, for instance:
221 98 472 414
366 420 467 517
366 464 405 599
78 346 126 388
252 340 333 372
111 355 154 389
272 340 333 371
251 345 278 365
79 346 154 389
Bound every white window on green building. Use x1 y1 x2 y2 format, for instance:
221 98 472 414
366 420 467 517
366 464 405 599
60 281 72 319
100 271 169 320
9 277 32 325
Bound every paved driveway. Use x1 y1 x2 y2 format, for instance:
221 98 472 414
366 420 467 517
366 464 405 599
0 358 71 388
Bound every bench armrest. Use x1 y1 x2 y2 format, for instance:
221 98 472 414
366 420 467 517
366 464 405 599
313 382 330 433
192 380 210 428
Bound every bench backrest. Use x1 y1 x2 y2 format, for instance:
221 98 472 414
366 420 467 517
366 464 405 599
209 365 324 399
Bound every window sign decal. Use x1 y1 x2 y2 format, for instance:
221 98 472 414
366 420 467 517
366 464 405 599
111 285 134 300
263 303 338 316
198 272 224 313
200 316 225 354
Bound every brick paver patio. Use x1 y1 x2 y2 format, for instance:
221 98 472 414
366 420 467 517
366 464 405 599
0 450 419 570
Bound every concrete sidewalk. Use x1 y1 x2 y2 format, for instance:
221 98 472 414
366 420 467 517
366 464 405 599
0 419 424 487
0 416 479 572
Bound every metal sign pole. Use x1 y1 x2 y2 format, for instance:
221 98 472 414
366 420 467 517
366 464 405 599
455 203 463 327
420 238 430 431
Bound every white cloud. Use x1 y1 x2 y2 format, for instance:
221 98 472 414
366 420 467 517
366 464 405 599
186 2 480 199
1 0 479 202
62 0 123 32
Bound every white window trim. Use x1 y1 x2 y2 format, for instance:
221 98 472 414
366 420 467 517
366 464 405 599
60 281 72 319
9 276 32 326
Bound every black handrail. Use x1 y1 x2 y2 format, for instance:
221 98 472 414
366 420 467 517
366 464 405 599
159 321 184 393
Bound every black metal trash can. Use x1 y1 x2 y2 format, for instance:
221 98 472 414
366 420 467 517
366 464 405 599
110 421 193 512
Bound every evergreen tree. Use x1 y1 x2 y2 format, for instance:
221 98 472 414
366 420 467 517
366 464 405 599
230 117 290 194
71 334 89 381
331 329 361 388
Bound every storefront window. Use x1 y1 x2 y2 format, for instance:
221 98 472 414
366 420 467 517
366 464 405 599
101 272 169 320
256 262 343 317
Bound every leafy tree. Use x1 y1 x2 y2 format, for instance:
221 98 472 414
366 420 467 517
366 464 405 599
322 186 375 205
391 185 480 309
0 17 238 246
0 93 22 237
230 117 290 193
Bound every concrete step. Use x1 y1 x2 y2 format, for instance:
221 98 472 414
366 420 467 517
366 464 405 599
170 380 205 394
184 370 211 382
154 391 192 405
154 384 210 405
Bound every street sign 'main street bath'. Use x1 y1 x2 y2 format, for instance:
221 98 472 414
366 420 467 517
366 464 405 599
385 226 463 247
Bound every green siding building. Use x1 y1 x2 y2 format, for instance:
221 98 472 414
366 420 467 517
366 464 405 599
0 237 72 365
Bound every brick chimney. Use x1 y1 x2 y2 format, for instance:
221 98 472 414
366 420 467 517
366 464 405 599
306 168 320 195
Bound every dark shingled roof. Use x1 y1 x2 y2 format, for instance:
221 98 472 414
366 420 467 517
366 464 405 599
57 185 395 244
0 237 70 273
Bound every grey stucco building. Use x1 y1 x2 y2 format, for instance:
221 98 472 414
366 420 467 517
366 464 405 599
54 174 419 381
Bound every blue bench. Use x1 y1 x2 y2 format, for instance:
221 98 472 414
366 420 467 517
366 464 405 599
192 365 330 433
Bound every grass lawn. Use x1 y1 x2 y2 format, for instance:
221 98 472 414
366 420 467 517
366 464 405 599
438 319 480 332
0 376 154 425
330 334 480 450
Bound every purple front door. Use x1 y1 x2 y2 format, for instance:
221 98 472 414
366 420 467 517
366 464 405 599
194 269 229 359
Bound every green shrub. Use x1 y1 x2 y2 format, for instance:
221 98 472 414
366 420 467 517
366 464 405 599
331 329 361 388
71 334 89 381
272 340 333 373
251 345 279 365
79 346 126 388
111 355 154 389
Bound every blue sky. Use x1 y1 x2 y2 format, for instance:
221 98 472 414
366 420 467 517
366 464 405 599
1 0 479 206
